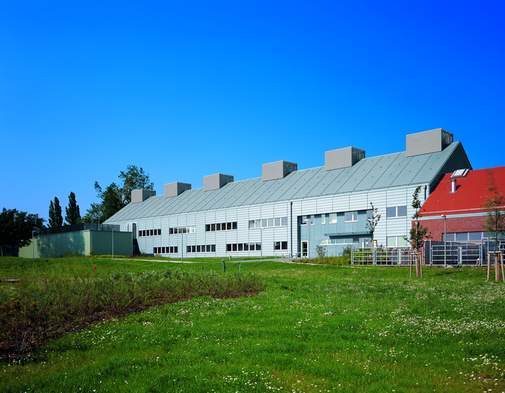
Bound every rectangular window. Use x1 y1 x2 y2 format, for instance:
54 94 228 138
329 213 337 224
262 219 267 227
256 243 261 251
275 217 280 226
344 211 358 222
211 224 215 231
150 229 154 236
187 246 191 253
282 217 288 226
249 220 255 229
216 223 221 231
456 233 468 241
310 215 315 225
255 219 261 228
282 241 287 250
268 218 273 227
274 241 280 250
174 246 178 253
153 247 157 254
301 216 308 225
387 236 409 247
469 232 482 241
387 206 407 218
233 244 237 251
244 243 249 251
250 243 255 251
232 222 237 230
238 243 243 251
196 245 201 253
321 214 326 225
211 245 216 252
227 244 231 252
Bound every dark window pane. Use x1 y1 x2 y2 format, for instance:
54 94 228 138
282 241 287 250
212 245 216 252
227 244 231 252
216 223 221 231
250 243 255 251
233 244 237 251
232 222 237 230
244 243 249 251
256 243 261 250
238 243 243 251
211 224 215 231
398 206 407 217
274 242 280 250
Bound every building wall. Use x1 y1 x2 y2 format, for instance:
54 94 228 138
18 231 132 258
114 184 426 258
418 213 488 242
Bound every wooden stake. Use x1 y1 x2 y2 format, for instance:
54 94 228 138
501 253 504 283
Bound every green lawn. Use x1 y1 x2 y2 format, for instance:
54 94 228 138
1 257 504 392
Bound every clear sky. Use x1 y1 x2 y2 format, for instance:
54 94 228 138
1 0 504 223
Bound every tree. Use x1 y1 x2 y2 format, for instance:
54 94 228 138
86 165 154 221
0 208 44 256
366 202 381 246
406 186 431 252
48 197 63 227
482 169 505 249
65 192 81 225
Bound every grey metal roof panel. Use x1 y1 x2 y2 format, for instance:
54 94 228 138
319 160 366 196
271 167 323 202
337 155 384 193
228 178 264 207
353 154 398 192
104 142 470 223
236 176 280 206
371 153 412 189
284 167 327 200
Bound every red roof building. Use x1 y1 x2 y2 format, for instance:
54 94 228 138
418 166 505 242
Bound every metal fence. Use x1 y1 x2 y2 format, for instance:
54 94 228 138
425 239 504 267
352 239 504 267
351 247 412 266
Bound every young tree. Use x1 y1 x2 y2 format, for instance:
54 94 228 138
87 165 154 221
482 169 505 249
366 202 381 246
48 197 63 227
0 208 44 256
65 192 81 225
406 186 431 252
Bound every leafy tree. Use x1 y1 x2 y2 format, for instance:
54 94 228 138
366 202 381 245
406 186 432 252
65 192 81 225
315 244 327 259
0 208 44 256
86 165 154 221
482 169 505 249
48 197 63 227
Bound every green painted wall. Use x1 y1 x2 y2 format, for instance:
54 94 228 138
19 231 132 258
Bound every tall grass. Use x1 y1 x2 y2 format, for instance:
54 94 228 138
0 262 263 358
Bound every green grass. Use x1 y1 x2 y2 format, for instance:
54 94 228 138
1 257 504 392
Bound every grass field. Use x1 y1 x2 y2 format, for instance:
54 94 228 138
1 256 504 392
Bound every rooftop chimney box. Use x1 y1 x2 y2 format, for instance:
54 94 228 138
164 182 191 198
203 173 234 191
262 160 297 181
325 147 365 171
131 189 156 203
406 128 453 157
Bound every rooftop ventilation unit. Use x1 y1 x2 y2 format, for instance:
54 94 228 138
325 147 365 171
164 182 191 198
131 189 156 203
406 128 453 157
203 173 234 191
262 160 297 181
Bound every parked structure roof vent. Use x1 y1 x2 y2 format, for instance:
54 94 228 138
203 173 234 191
131 189 156 203
325 147 365 171
406 128 453 157
262 160 297 181
164 182 191 198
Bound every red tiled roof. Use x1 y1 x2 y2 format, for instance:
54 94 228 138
419 166 505 216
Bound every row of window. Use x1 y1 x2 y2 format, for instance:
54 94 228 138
442 231 505 242
140 229 161 237
249 217 288 229
153 246 178 254
303 211 358 225
187 244 217 253
386 236 409 247
205 222 238 232
227 243 262 252
319 238 354 245
169 226 196 235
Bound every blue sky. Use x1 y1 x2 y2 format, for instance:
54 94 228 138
1 0 504 222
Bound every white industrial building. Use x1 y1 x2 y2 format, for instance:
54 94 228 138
104 129 471 258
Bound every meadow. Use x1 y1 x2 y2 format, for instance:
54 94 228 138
1 256 504 392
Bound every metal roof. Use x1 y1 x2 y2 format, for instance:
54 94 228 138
106 142 470 222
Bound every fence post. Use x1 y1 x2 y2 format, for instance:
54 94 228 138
373 248 377 266
458 247 462 267
351 248 354 265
